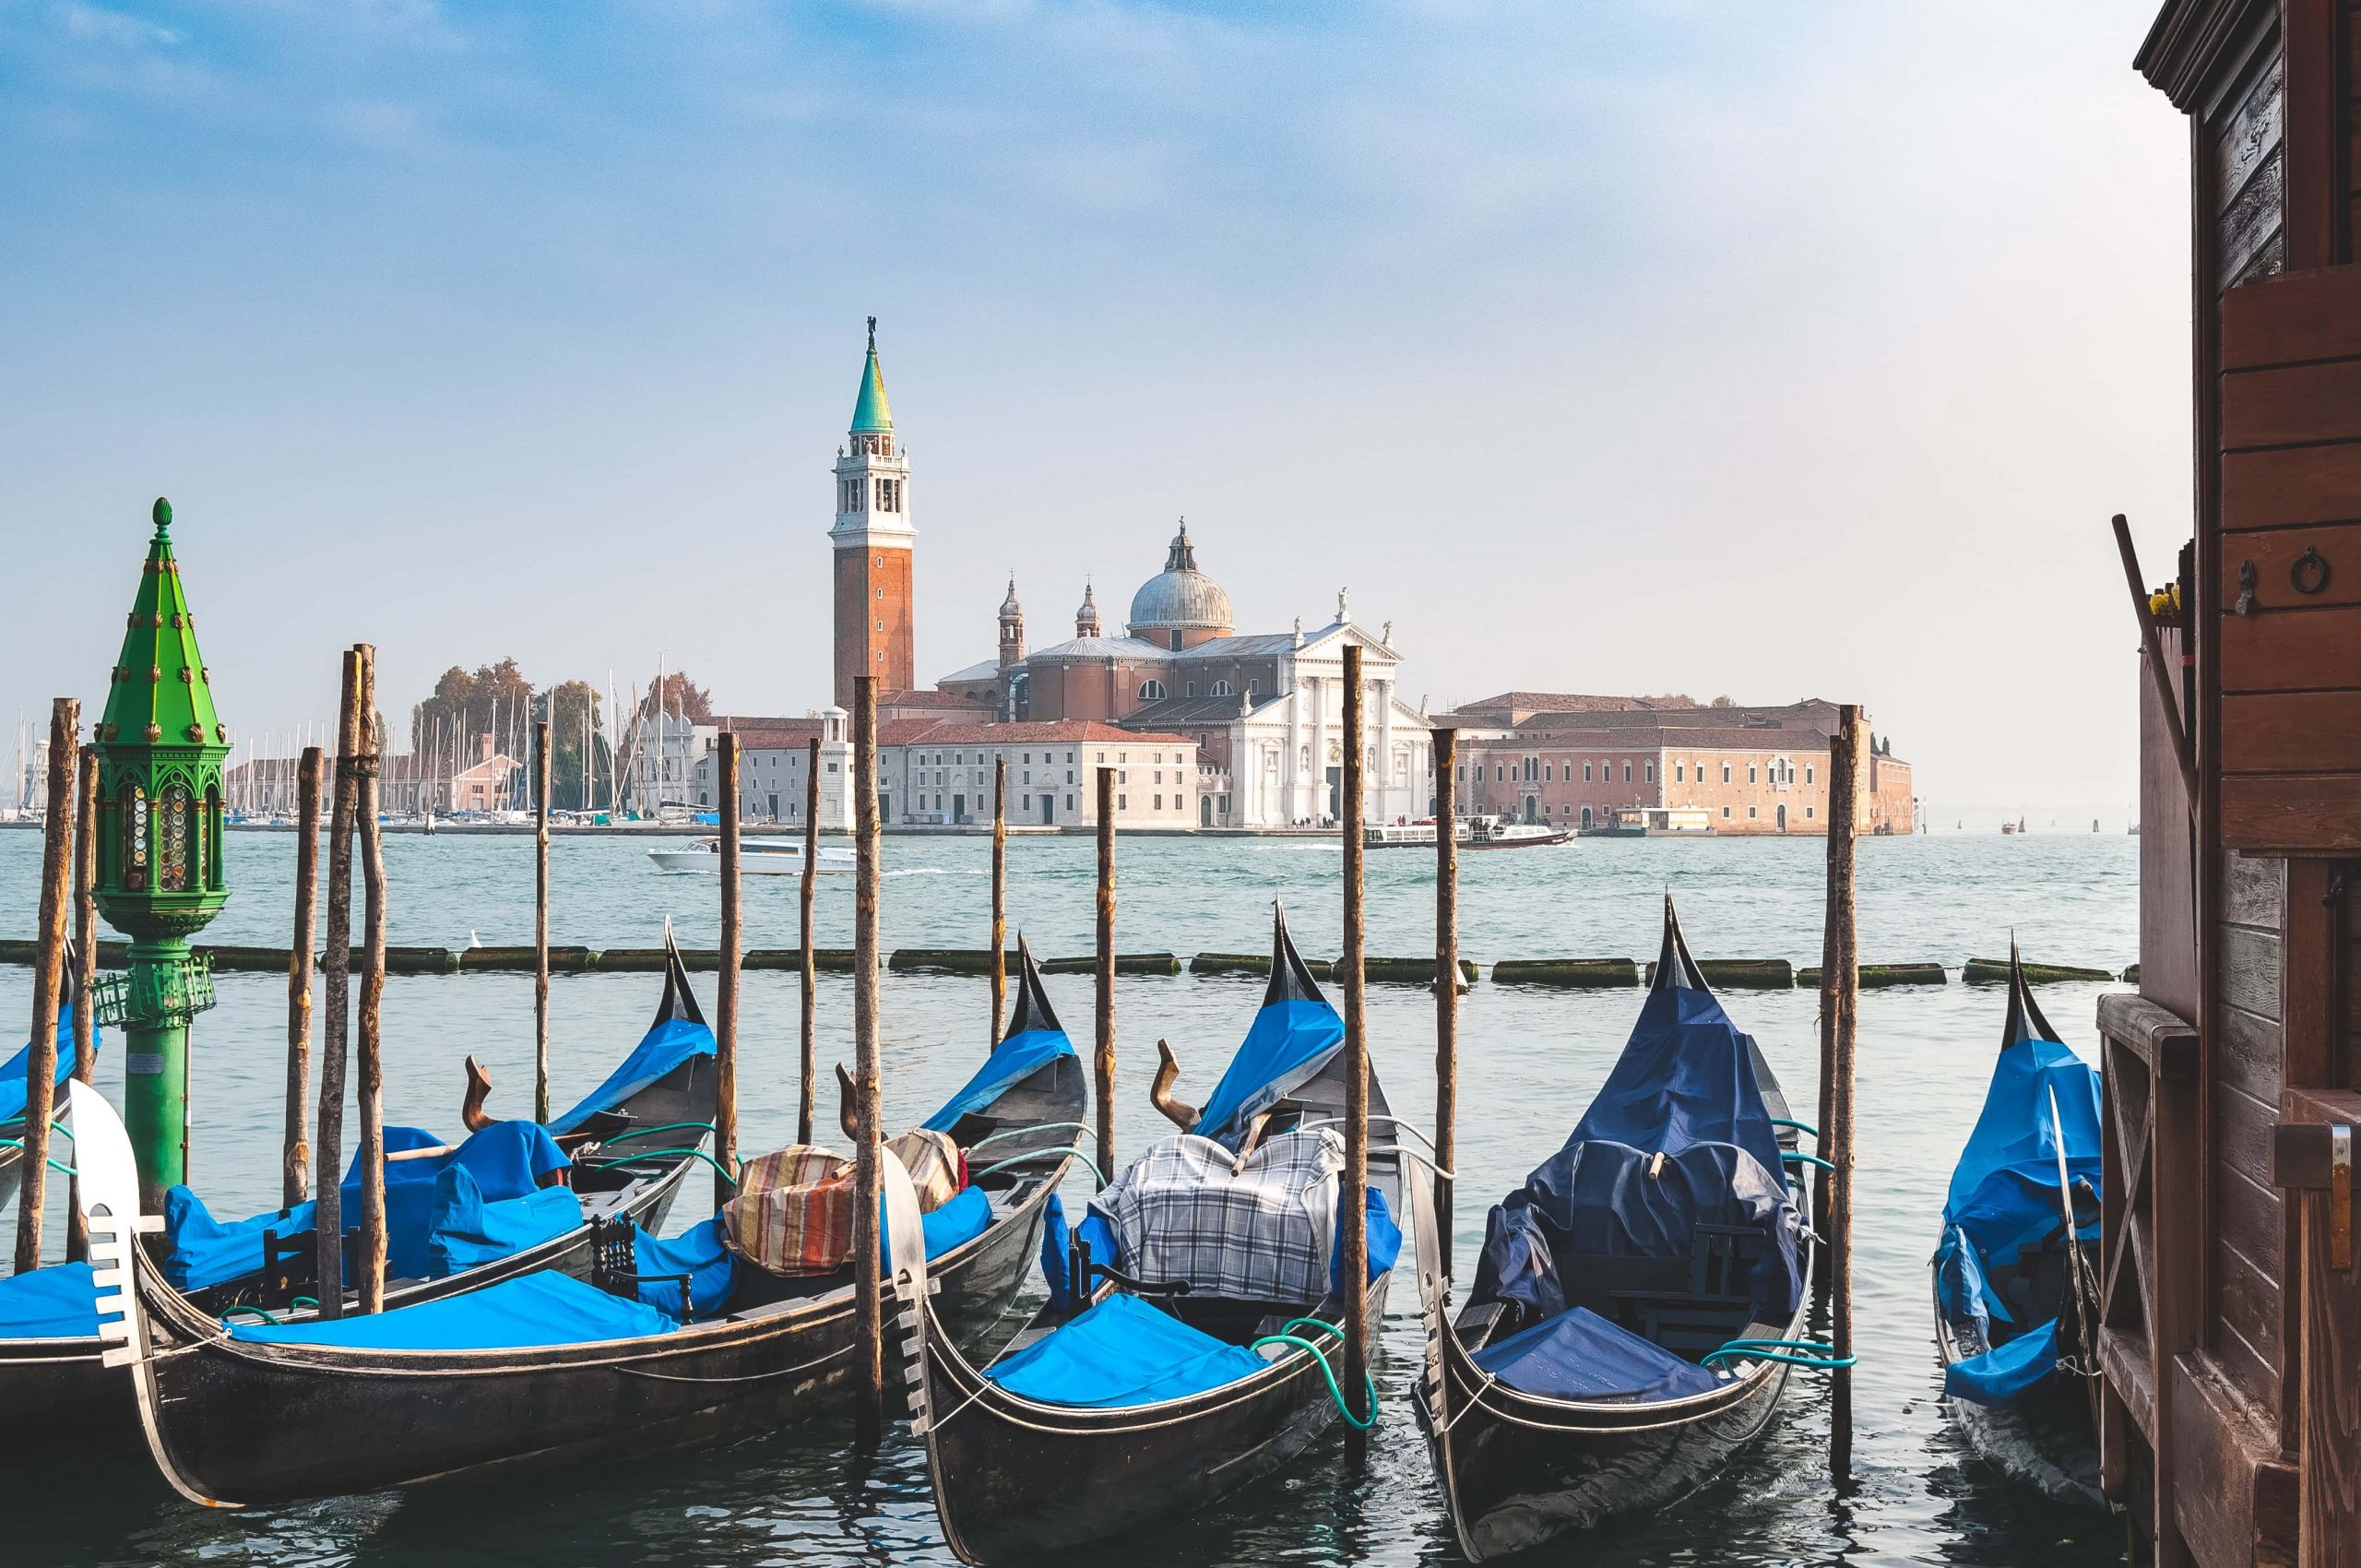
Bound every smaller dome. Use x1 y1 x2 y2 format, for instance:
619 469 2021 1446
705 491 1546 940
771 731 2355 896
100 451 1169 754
999 576 1022 624
1127 522 1232 636
1075 581 1102 637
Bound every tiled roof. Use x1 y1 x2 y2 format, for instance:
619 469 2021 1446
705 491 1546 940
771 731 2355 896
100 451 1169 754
892 719 1197 747
1026 635 1172 661
1454 691 1684 714
1121 693 1286 726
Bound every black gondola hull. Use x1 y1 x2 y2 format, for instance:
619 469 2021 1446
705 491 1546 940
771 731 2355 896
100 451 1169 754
920 1275 1392 1564
132 1170 1054 1505
1931 1279 2104 1508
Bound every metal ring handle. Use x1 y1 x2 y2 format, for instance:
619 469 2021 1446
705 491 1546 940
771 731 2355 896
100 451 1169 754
2292 547 2331 597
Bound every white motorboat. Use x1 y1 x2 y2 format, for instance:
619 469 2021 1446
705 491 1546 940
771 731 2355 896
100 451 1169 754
646 837 856 875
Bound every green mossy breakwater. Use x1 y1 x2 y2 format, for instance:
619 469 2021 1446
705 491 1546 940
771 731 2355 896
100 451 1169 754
0 939 2132 988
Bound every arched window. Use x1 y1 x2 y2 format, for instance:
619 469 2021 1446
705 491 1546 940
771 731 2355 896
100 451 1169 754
1138 680 1165 701
160 782 192 892
1211 680 1233 697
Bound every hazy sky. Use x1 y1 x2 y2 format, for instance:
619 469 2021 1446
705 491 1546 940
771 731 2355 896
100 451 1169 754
2 2 2191 827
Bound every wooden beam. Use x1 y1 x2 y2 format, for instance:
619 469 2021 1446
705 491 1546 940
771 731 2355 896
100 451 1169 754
12 696 77 1275
314 650 362 1320
1432 727 1458 1279
1339 644 1370 1462
1095 766 1117 1186
800 736 820 1146
284 746 323 1209
716 731 741 1209
850 677 884 1447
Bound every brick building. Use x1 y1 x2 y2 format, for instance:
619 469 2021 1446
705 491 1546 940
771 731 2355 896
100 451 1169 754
830 319 916 707
1445 696 1914 835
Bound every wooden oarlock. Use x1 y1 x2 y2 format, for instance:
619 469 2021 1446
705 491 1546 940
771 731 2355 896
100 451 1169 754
13 696 77 1276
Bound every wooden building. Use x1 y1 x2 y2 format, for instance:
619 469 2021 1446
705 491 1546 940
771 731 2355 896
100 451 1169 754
2106 5 2361 1562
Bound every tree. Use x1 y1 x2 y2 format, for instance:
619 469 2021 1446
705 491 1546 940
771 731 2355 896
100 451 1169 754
1709 695 1737 707
541 680 612 812
638 671 714 724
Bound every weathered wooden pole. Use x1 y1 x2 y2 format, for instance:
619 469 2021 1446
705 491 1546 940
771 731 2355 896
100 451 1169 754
849 677 885 1447
533 719 552 1125
1094 766 1117 1186
353 650 389 1314
314 649 363 1319
1820 703 1863 1483
1432 726 1459 1279
799 736 820 1146
991 754 1007 1049
14 697 77 1275
1339 647 1371 1459
716 731 742 1208
284 746 324 1209
65 746 100 1264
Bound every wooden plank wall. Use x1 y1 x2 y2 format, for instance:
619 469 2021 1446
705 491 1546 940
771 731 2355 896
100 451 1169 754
2143 629 2201 1021
2215 849 2286 1416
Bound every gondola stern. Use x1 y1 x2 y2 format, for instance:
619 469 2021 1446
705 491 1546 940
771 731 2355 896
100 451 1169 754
2000 936 2062 1051
1262 901 1329 1011
655 919 709 1030
1652 894 1709 993
1000 934 1064 1043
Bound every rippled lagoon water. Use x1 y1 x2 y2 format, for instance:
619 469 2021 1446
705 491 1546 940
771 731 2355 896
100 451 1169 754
0 827 2136 1566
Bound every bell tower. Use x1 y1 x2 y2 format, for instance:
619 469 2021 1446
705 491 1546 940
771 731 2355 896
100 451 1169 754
831 317 916 706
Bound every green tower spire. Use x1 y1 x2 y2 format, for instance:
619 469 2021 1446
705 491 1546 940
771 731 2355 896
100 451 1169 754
90 496 228 1210
850 315 893 433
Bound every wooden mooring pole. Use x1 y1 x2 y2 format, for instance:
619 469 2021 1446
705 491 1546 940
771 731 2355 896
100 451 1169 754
799 737 820 1146
14 697 77 1275
849 677 885 1447
991 755 1007 1049
1340 646 1372 1460
533 719 552 1125
1821 703 1864 1483
284 746 323 1209
716 731 742 1208
1432 726 1458 1279
353 650 389 1314
65 746 99 1264
1095 766 1117 1186
314 649 362 1319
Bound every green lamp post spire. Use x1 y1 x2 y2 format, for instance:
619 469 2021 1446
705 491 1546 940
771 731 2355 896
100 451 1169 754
90 496 229 1209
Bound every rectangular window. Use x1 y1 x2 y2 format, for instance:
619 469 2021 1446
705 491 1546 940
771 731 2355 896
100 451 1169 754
1644 762 1655 782
1722 805 1731 817
1805 805 1815 819
1722 764 1731 783
1806 765 1815 784
1066 795 1074 810
1584 763 1593 782
1154 794 1163 810
1622 762 1631 782
1119 794 1128 810
1544 764 1553 781
1748 765 1758 783
1022 796 1031 810
1675 764 1684 782
1748 805 1757 818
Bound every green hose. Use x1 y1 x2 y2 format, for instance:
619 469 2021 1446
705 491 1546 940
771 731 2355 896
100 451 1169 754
220 1305 282 1325
1781 1150 1836 1173
1247 1319 1379 1431
0 1139 75 1177
588 1147 739 1187
1703 1336 1856 1371
594 1122 717 1147
1771 1117 1820 1137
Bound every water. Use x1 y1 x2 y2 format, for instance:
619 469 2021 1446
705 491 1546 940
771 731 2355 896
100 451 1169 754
0 827 2136 1566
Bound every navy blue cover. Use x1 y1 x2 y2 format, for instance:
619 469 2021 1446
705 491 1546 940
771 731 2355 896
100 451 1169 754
228 1268 676 1351
630 1215 737 1317
0 1003 97 1128
987 1291 1268 1408
0 1261 99 1339
1945 1316 2062 1405
1039 1194 1076 1311
1471 1304 1724 1401
1566 981 1784 1182
1190 999 1345 1151
548 1016 717 1135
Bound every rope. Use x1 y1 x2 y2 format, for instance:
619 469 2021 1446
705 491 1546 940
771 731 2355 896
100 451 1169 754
1702 1336 1855 1371
588 1147 739 1187
1246 1321 1378 1431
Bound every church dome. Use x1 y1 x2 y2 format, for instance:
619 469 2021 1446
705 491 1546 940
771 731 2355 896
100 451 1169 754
1127 523 1232 637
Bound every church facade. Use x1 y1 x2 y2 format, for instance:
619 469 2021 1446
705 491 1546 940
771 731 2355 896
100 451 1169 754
935 525 1435 829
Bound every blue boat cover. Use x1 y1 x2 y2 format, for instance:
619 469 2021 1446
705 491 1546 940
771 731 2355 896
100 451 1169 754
1331 1185 1402 1294
882 1183 994 1265
1472 1304 1725 1401
164 1121 569 1290
987 1291 1268 1408
1567 982 1784 1182
922 1027 1075 1134
0 1261 99 1339
631 1215 738 1317
548 1016 718 1135
1945 1315 2061 1405
1936 1032 2101 1406
425 1168 584 1278
0 1004 97 1128
1189 997 1346 1151
1038 1194 1077 1311
228 1268 677 1352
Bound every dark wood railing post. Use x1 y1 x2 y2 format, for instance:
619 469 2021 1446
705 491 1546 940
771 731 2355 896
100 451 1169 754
716 731 741 1207
1821 703 1863 1482
800 737 820 1146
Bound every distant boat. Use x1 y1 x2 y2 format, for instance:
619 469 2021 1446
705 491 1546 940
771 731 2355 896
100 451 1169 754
647 837 854 875
1366 817 1571 850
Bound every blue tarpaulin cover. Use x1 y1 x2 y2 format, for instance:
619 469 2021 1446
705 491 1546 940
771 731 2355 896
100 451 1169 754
1471 1304 1725 1402
923 1027 1075 1133
631 1215 737 1317
0 1261 99 1339
879 1183 994 1267
548 1016 718 1135
165 1121 570 1290
1936 1032 2100 1406
1566 983 1784 1182
1189 998 1345 1151
228 1268 677 1351
1331 1185 1402 1294
1039 1194 1075 1310
425 1168 584 1278
0 1004 96 1128
987 1291 1268 1408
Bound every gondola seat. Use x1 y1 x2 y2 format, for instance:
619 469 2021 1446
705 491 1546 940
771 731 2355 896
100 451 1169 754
225 1268 678 1352
984 1291 1268 1408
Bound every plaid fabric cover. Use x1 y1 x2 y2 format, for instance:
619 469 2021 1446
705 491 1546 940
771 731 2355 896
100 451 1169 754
1091 1129 1343 1303
726 1130 966 1276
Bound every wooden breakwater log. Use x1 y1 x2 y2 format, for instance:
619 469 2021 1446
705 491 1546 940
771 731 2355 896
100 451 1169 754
1797 962 1947 989
2122 963 2141 983
1 937 130 968
1360 956 1478 989
1644 958 1794 989
749 947 861 972
890 948 1023 976
1962 957 2117 985
1190 952 1336 980
457 944 596 974
1493 957 1640 988
1044 953 1180 976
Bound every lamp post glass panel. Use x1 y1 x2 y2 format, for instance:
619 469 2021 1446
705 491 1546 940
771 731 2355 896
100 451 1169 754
91 499 229 1211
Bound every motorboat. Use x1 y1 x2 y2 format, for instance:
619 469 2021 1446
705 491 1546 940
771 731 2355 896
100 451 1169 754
647 837 855 875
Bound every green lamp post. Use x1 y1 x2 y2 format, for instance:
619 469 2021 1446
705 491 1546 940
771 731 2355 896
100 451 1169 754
90 497 228 1211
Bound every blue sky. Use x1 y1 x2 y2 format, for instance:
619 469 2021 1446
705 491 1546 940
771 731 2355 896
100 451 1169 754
2 2 2189 825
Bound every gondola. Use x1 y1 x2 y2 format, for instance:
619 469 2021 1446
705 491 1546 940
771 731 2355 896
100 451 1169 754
77 940 1082 1506
0 932 717 1467
0 965 94 1218
910 906 1407 1565
1930 941 2105 1507
1413 897 1818 1560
